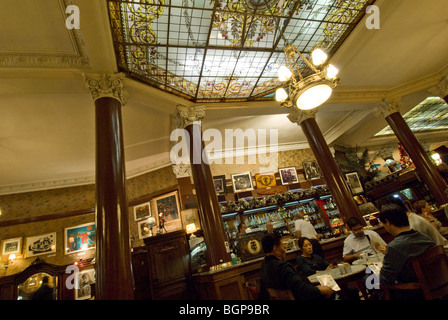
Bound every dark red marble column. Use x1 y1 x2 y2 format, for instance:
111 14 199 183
288 108 364 224
385 112 448 205
85 73 134 300
177 105 231 270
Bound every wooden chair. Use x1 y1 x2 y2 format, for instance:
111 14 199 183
382 245 448 300
267 288 295 300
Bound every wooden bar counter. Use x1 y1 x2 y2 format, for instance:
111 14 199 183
191 225 395 300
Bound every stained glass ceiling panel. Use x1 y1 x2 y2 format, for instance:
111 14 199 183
374 97 448 136
108 0 374 102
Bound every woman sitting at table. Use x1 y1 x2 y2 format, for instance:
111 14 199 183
413 200 448 236
296 237 336 277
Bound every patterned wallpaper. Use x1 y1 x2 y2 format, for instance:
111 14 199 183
0 149 313 275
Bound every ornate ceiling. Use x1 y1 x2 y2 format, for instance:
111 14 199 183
108 0 374 102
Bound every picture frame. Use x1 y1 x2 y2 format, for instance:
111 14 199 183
231 172 254 193
213 175 227 195
2 237 22 256
346 172 364 195
64 223 96 255
133 202 151 221
254 173 277 189
278 167 299 185
137 220 152 239
303 161 322 180
25 233 56 258
75 268 95 300
154 191 182 233
181 208 201 232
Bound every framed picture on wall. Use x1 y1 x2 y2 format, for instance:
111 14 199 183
231 172 254 193
213 175 227 195
255 173 277 189
181 208 201 232
303 161 322 180
346 172 364 195
133 202 151 221
25 233 56 258
279 167 299 185
64 223 96 255
75 268 95 300
154 191 182 233
2 237 22 256
137 220 153 239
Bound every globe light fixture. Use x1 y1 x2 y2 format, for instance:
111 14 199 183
275 44 340 110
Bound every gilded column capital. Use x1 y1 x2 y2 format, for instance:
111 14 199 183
172 163 192 178
372 98 402 118
83 72 128 106
428 75 448 98
176 105 206 128
287 107 317 125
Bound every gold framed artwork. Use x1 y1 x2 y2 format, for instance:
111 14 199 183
303 161 322 180
181 208 201 232
133 202 151 221
64 223 96 255
153 191 182 233
346 172 364 195
75 268 95 300
254 173 277 189
213 175 227 195
279 167 299 185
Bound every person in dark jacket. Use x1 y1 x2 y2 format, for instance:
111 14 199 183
258 233 333 300
31 276 53 300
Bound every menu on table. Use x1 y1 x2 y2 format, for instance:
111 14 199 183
316 274 341 291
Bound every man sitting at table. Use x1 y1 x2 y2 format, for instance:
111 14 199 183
343 217 387 264
258 233 334 300
378 203 435 300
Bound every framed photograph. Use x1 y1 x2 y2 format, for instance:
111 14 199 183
2 237 22 256
213 175 227 195
64 223 96 255
279 167 299 185
254 173 277 189
154 191 182 233
231 172 254 193
133 202 151 221
181 209 201 232
303 161 322 180
75 268 95 300
346 172 364 195
25 233 56 258
137 220 152 239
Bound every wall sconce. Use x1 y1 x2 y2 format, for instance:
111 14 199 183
431 152 442 165
3 254 16 271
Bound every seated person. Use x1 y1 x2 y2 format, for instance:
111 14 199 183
343 217 387 264
258 233 333 300
296 237 335 277
294 212 324 257
413 200 448 236
382 196 448 246
378 203 435 300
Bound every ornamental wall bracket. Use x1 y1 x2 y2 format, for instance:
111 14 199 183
286 107 317 125
428 74 448 98
176 105 206 128
372 97 402 118
83 73 128 106
172 163 192 178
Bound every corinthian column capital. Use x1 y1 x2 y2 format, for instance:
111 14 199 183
372 97 402 118
428 75 448 99
172 163 192 178
83 72 128 106
176 105 206 128
287 107 317 125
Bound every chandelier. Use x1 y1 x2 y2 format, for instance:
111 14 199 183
275 44 340 110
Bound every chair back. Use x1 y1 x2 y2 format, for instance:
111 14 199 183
267 288 295 300
245 281 260 300
412 245 448 300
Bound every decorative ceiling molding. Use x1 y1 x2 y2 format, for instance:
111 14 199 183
0 0 90 70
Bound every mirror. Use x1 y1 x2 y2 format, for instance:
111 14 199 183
17 272 58 300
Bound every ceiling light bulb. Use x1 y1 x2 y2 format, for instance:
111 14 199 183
311 49 328 66
278 66 292 82
275 88 288 102
296 84 332 110
326 64 339 79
